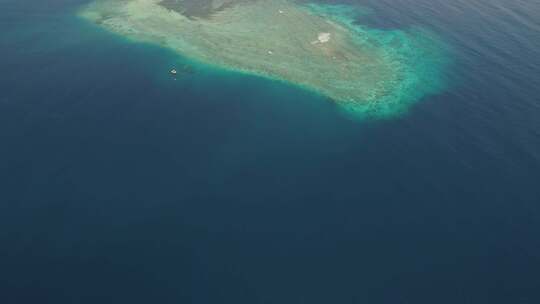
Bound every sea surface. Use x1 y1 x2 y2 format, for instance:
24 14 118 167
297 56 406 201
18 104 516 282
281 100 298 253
1 0 540 303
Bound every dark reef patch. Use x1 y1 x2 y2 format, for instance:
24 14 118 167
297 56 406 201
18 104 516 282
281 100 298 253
158 0 239 18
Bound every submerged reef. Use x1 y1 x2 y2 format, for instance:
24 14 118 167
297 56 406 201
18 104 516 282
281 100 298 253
79 0 448 118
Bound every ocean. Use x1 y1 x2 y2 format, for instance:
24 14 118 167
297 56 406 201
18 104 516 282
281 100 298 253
1 0 540 303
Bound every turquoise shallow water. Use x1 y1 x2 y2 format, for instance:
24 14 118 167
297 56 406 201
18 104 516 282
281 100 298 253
1 0 540 303
306 2 451 118
79 0 451 119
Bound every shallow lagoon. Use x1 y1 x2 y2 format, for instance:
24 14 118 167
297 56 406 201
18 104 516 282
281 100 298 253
80 0 448 118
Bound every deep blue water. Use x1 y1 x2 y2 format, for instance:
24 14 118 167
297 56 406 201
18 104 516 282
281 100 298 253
1 0 540 303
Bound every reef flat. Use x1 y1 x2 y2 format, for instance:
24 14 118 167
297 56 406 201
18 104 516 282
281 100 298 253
79 0 447 117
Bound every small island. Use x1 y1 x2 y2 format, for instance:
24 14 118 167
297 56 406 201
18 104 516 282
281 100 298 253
80 0 447 117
